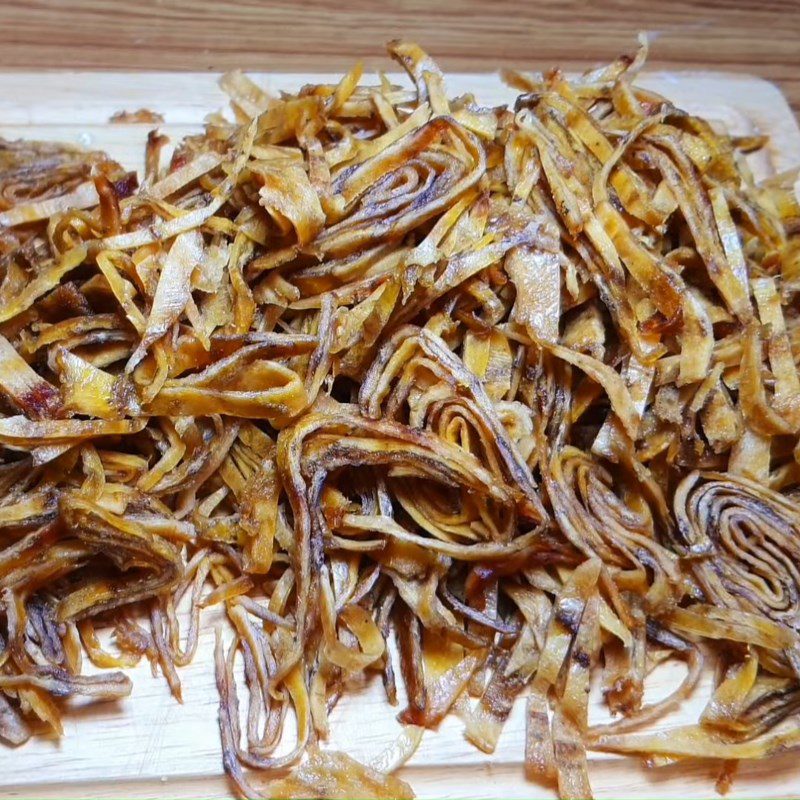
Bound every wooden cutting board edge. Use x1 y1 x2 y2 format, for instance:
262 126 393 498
1 70 799 800
1 70 798 171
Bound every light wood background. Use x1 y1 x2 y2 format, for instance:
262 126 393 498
0 0 798 115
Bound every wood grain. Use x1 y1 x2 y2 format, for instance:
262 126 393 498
0 0 798 114
0 67 799 800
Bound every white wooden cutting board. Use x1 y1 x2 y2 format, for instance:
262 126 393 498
1 71 799 800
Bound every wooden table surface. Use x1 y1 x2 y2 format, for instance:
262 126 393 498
1 0 798 115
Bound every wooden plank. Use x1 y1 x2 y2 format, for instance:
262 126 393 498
0 70 799 800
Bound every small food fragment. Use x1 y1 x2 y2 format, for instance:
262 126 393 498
0 37 799 800
268 748 415 800
109 109 166 124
